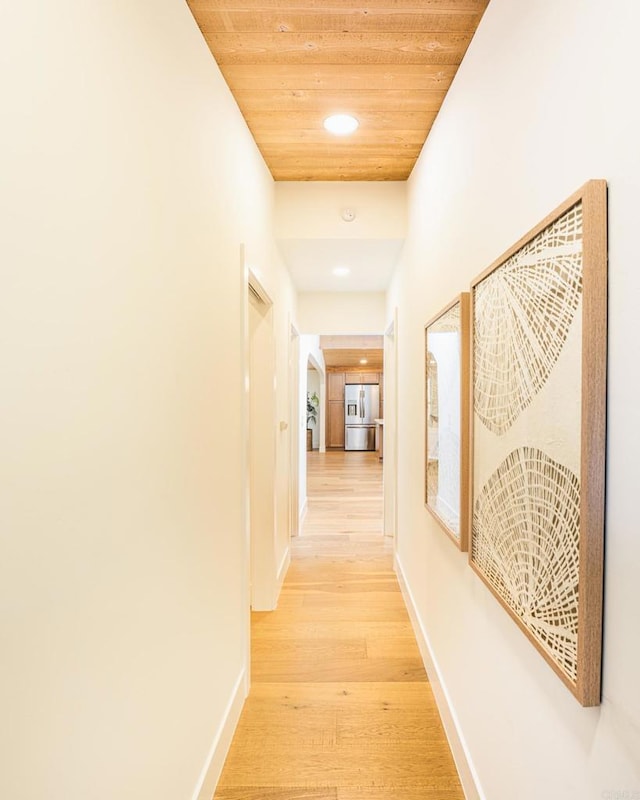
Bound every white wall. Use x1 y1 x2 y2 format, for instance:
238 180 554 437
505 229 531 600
388 1 640 798
274 181 406 295
298 291 387 334
0 2 293 799
275 181 407 240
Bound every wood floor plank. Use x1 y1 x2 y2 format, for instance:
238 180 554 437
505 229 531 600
234 680 441 707
365 635 424 659
214 451 463 800
338 790 464 800
301 589 406 606
251 657 427 683
250 622 416 641
218 744 461 788
251 604 412 624
216 790 337 800
252 638 368 662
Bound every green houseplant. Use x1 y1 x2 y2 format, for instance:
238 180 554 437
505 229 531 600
306 391 319 450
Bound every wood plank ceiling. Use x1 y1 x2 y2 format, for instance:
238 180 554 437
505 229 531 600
319 335 384 370
186 0 490 181
322 348 384 369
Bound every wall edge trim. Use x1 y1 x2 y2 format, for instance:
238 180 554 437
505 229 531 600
276 546 291 599
191 668 247 800
395 553 485 800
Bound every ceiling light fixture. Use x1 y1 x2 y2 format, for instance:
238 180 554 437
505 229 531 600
332 266 350 277
323 114 359 136
359 358 368 365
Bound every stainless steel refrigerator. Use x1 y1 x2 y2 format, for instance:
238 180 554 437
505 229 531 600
344 384 380 451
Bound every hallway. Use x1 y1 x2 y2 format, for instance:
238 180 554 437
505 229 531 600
214 451 464 800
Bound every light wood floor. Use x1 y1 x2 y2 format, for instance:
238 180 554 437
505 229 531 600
214 450 464 800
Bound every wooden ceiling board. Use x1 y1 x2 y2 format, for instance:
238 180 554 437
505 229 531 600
205 33 474 65
275 168 409 180
246 109 435 130
229 91 446 113
187 0 490 181
222 63 456 91
187 0 488 13
196 11 483 33
322 349 385 370
253 128 429 144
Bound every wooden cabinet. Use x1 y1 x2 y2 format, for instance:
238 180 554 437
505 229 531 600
328 401 345 448
326 372 345 448
327 371 345 401
345 371 379 384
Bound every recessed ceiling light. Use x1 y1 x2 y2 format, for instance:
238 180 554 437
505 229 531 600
359 358 368 365
332 266 350 277
323 114 359 136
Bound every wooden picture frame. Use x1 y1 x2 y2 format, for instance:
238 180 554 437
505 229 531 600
469 180 607 706
425 293 470 551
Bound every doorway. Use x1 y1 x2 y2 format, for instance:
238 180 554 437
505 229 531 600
247 270 277 610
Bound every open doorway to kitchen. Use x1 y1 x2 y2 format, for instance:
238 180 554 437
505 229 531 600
321 335 384 456
300 335 385 539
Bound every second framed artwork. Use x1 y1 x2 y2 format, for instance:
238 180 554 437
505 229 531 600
469 180 607 706
424 293 470 551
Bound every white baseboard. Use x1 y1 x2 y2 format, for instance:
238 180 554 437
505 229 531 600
299 498 308 526
191 669 247 800
276 546 291 598
395 553 485 800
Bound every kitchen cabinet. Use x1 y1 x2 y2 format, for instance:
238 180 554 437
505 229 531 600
345 371 379 384
327 371 345 401
326 373 345 448
328 401 345 448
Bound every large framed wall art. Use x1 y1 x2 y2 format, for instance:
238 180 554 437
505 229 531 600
469 180 607 706
425 293 470 550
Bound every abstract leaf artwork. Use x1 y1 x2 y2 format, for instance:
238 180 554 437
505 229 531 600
470 181 607 706
473 447 581 681
474 203 583 435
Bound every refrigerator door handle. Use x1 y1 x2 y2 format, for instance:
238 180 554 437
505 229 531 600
359 389 364 420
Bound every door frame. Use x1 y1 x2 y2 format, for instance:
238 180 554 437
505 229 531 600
383 309 399 540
